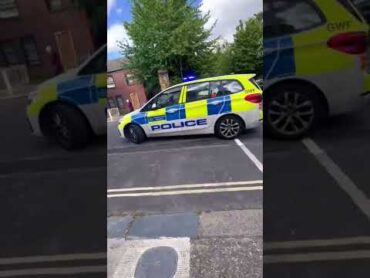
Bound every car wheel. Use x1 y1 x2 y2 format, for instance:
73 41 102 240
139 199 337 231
215 115 243 140
43 103 91 150
126 124 146 144
264 84 323 139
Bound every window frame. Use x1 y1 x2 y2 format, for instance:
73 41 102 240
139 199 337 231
0 0 20 19
107 75 115 88
264 0 326 39
184 79 245 103
141 85 183 112
20 36 41 66
77 47 106 76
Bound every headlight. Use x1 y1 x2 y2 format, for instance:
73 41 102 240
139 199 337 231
27 90 38 105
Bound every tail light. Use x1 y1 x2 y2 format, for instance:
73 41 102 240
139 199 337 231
245 93 262 103
327 32 368 55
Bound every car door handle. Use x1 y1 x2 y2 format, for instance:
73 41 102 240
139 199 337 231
167 108 178 113
209 100 222 105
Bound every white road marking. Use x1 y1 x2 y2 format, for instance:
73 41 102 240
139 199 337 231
302 138 370 218
0 265 106 277
108 185 263 198
111 238 190 278
108 180 263 193
234 139 263 172
264 250 370 264
0 252 106 265
108 143 232 156
265 236 370 250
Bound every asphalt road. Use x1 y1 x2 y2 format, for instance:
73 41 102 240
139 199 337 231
107 121 263 215
264 97 370 276
0 96 106 276
107 119 263 277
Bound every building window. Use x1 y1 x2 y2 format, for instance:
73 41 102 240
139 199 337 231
0 40 24 65
108 98 117 109
116 96 124 109
21 37 40 65
0 0 19 18
107 75 115 88
46 0 65 12
125 73 136 86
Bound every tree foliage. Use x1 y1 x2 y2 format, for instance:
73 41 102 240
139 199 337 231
120 0 216 94
212 13 263 77
230 12 263 76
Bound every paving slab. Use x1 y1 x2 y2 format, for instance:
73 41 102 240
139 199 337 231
190 237 262 278
108 216 133 239
199 209 263 238
127 212 198 239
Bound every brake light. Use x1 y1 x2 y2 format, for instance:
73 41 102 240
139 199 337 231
327 32 368 55
245 93 262 103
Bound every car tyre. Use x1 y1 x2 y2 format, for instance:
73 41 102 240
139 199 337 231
264 83 325 139
215 115 243 140
126 124 146 144
42 103 91 150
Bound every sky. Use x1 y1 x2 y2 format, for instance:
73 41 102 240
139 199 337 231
107 0 262 61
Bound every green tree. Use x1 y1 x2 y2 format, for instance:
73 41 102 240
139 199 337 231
120 0 216 94
230 13 263 76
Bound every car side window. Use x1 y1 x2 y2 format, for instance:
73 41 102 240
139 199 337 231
210 80 244 97
78 47 106 76
142 86 182 111
264 0 324 38
186 82 210 102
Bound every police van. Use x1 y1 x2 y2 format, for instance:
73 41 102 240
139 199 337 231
26 45 107 149
118 74 262 144
264 0 369 139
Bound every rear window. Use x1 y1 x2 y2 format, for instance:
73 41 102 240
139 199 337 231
210 80 244 97
349 0 370 23
249 78 262 90
338 0 364 22
264 0 325 38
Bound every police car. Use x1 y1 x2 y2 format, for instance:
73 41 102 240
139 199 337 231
118 74 262 144
26 45 107 149
264 0 369 139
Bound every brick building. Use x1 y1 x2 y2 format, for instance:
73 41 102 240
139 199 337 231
107 58 147 114
0 0 95 91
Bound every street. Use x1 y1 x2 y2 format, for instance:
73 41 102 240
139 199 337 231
107 121 263 277
0 96 106 276
264 97 370 276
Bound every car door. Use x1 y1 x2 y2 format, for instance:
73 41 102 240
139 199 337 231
183 81 213 131
60 45 107 135
141 85 184 136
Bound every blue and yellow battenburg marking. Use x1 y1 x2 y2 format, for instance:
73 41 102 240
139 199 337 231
129 95 233 128
27 73 107 117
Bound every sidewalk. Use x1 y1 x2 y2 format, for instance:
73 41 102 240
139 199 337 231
0 84 37 100
108 209 262 278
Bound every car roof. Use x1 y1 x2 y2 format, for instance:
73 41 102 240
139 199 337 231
165 74 256 91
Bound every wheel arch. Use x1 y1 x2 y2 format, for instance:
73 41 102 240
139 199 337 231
39 100 94 136
214 113 246 134
264 78 329 117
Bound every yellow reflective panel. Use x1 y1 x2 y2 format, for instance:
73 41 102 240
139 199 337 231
185 100 208 119
118 114 132 131
27 84 58 116
230 92 256 113
95 73 107 88
147 108 166 118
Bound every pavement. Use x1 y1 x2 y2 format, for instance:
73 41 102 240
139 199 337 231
0 96 106 277
264 96 370 276
107 120 263 277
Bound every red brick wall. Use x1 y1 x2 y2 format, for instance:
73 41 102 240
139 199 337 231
0 0 94 80
108 70 147 114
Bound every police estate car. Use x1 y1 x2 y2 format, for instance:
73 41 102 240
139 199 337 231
118 74 262 144
26 45 107 150
264 0 369 139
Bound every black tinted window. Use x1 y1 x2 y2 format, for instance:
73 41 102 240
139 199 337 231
264 0 324 38
186 82 210 102
79 47 106 75
210 80 244 97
